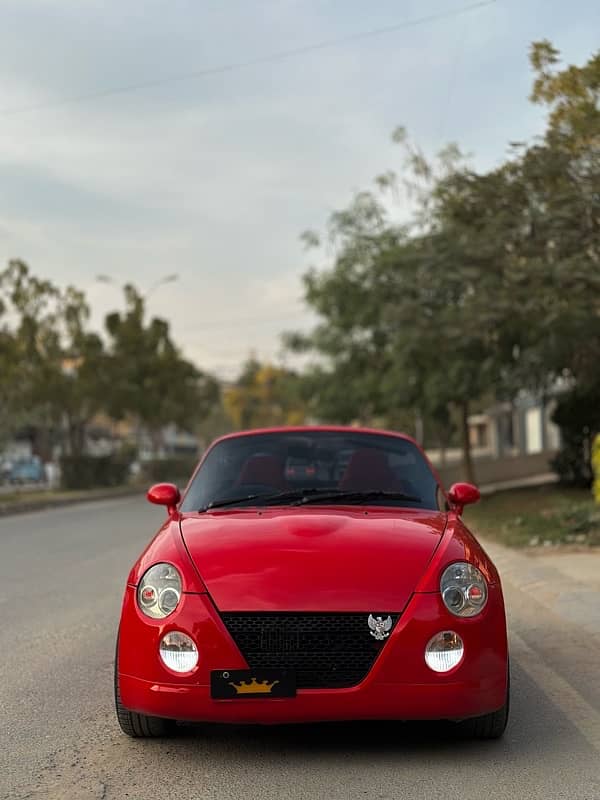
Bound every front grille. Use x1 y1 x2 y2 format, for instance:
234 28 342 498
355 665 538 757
220 612 399 689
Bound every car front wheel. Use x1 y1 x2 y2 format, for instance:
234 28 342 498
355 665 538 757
114 646 176 738
461 671 510 740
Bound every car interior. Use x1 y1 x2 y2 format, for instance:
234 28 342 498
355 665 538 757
181 433 441 512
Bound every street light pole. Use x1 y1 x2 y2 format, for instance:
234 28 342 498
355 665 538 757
144 274 178 299
95 274 179 298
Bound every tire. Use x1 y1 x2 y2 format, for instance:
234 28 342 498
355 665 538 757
114 640 176 738
462 670 510 740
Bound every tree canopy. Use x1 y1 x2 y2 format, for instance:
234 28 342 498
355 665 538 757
223 358 308 430
0 263 220 460
287 42 600 482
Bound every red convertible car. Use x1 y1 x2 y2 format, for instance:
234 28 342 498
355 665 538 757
115 426 509 739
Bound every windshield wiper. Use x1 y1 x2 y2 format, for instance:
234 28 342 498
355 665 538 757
199 487 335 512
291 489 421 506
200 487 421 512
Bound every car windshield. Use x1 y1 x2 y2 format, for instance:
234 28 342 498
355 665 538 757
180 430 442 512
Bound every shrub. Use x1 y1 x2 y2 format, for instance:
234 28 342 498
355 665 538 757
551 387 600 487
60 455 132 490
550 432 593 488
140 457 199 486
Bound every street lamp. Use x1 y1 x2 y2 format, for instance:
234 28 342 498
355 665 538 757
95 274 179 298
144 273 178 299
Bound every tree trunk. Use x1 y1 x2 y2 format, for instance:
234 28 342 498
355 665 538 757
414 410 424 445
66 419 77 457
67 418 86 458
150 428 164 459
439 432 448 468
32 426 53 463
460 399 476 484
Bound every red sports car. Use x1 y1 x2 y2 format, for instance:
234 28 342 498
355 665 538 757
115 426 509 739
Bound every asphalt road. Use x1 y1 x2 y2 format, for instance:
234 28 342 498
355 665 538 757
2 497 600 800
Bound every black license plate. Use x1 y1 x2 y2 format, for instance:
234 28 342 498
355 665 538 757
211 669 296 699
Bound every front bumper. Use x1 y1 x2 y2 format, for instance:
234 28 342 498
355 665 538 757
117 588 508 724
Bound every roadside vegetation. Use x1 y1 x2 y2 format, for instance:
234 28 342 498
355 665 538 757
465 487 600 549
0 484 140 516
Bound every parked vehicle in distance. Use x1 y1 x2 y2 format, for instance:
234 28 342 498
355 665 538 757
9 456 45 484
115 426 509 739
0 459 12 484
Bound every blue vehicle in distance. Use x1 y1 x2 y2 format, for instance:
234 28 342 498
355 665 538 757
9 456 46 484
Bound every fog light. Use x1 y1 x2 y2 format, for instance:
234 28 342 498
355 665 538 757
159 631 198 672
425 631 464 673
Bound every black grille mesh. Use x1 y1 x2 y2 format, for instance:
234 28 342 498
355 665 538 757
220 612 399 689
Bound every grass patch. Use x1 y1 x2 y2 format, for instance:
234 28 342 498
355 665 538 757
464 486 600 549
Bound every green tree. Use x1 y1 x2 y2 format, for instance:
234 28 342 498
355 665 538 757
529 42 599 378
288 168 517 481
0 320 21 449
0 260 108 458
104 284 219 454
521 43 600 480
286 42 599 484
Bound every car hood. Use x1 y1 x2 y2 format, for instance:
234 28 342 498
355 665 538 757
179 507 446 612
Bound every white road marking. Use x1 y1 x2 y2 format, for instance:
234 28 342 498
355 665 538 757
511 631 600 753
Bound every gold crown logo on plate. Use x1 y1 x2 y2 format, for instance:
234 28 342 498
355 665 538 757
229 678 280 694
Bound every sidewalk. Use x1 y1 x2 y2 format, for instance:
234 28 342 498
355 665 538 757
533 551 600 591
481 535 600 642
479 472 558 495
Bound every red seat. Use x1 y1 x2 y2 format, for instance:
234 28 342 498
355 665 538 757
339 448 401 492
236 455 287 489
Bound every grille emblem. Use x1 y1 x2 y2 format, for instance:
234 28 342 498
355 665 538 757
368 614 392 640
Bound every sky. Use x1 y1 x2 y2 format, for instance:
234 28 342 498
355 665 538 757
1 0 598 379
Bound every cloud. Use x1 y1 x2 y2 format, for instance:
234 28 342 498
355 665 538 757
1 0 598 378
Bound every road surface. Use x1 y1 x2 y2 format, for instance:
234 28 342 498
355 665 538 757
2 497 599 800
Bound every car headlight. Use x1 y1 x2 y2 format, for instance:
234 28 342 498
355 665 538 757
440 562 488 617
137 563 182 619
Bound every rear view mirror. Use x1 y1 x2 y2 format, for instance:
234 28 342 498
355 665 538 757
147 483 181 514
447 482 480 514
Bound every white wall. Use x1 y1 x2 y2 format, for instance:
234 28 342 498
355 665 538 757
525 407 543 454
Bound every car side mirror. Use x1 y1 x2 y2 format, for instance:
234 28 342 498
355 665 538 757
147 483 181 516
447 482 480 515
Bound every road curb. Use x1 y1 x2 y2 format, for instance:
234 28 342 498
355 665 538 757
0 487 143 518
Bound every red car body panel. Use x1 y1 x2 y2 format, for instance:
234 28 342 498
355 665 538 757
126 518 206 593
117 425 509 726
118 585 507 723
179 507 446 612
415 515 501 593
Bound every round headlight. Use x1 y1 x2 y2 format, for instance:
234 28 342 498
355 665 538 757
137 563 182 619
159 631 198 672
425 630 464 672
440 562 488 617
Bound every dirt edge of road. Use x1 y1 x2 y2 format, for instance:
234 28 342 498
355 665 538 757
0 486 143 518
